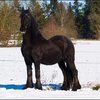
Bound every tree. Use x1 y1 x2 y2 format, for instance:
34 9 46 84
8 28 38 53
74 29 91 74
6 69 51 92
50 0 58 15
42 0 58 18
66 2 77 38
0 1 12 46
11 0 21 45
81 0 91 38
0 0 21 46
42 1 77 39
13 0 20 8
79 0 100 39
73 0 85 38
86 0 100 39
29 0 46 29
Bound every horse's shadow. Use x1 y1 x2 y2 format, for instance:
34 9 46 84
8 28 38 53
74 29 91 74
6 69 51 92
0 84 24 90
0 84 61 90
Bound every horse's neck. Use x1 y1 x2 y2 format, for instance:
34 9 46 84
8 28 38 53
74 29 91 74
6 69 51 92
30 18 46 42
23 27 46 46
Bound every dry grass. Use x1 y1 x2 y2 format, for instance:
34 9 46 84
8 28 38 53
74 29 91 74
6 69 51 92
92 85 100 90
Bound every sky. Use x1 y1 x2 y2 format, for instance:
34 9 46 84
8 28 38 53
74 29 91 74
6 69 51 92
20 0 85 9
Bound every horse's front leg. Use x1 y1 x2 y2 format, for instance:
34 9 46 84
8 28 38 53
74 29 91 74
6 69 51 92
23 60 34 89
34 61 42 90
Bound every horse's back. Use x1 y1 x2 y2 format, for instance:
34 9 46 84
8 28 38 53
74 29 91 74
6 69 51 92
49 35 74 49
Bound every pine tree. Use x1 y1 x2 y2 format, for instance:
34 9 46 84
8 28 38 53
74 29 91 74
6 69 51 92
42 0 50 18
86 0 100 39
81 0 100 39
29 0 46 29
66 2 77 38
42 1 77 39
50 0 58 15
81 0 91 38
73 0 84 38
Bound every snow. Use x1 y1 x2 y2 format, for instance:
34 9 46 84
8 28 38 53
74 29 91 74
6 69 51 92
0 40 100 99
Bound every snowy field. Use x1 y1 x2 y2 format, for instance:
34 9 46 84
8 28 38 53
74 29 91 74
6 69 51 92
0 40 100 99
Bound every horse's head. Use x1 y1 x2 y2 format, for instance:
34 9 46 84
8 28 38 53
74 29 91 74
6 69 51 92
20 8 32 34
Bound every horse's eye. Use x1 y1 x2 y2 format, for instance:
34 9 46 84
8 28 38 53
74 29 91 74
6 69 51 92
25 14 30 18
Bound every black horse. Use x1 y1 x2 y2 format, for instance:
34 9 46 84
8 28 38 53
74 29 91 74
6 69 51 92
20 9 81 91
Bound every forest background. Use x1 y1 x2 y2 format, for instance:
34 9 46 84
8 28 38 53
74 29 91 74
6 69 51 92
0 0 100 46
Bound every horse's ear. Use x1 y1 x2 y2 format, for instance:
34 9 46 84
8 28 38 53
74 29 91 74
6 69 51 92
22 7 24 11
28 7 30 11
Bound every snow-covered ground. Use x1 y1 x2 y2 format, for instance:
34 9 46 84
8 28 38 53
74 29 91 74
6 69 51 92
0 40 100 99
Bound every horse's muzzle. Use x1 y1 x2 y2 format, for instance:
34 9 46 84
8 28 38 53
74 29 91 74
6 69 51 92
21 31 26 34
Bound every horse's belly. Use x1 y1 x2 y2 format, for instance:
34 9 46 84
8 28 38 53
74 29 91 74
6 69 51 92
41 57 61 65
41 51 62 65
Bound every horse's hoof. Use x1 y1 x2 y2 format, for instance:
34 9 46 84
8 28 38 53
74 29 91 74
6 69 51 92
23 86 27 89
77 84 81 90
61 85 70 91
23 84 34 89
35 84 42 90
78 84 81 89
72 84 81 91
72 87 77 91
35 85 42 90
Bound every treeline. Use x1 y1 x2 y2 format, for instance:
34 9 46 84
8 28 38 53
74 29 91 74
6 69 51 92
0 0 100 46
74 0 100 39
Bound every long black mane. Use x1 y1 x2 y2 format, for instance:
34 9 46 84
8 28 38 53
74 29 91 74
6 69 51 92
20 9 81 91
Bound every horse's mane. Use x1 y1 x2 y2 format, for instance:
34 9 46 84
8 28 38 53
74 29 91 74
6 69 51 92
30 13 38 30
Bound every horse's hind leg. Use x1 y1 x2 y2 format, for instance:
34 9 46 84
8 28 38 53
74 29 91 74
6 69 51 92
24 60 34 89
58 60 70 90
66 64 73 89
67 61 81 91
